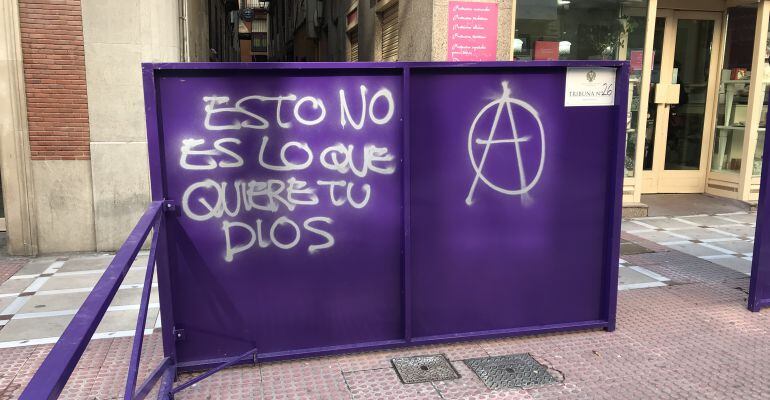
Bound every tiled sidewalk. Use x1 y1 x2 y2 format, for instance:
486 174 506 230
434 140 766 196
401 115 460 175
623 211 756 275
0 210 765 399
0 253 159 348
3 270 766 399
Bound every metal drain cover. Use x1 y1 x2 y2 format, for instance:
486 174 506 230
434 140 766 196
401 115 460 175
391 354 460 384
463 354 556 390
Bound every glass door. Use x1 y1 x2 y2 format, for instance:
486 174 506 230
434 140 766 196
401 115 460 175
642 10 722 193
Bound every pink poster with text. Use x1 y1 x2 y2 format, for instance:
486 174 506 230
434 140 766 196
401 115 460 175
447 1 498 61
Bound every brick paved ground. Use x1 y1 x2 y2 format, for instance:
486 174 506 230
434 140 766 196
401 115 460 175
2 212 770 399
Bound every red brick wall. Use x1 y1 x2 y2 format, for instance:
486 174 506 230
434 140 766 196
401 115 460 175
18 0 90 160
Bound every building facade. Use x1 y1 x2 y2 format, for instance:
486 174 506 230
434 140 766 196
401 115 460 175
238 0 270 62
2 0 770 256
270 0 770 215
0 0 241 256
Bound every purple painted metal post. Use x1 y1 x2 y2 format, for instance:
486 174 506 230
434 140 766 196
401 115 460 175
20 202 163 400
402 65 413 343
142 65 179 363
157 364 176 400
125 218 162 400
133 357 171 400
603 62 630 331
748 104 770 311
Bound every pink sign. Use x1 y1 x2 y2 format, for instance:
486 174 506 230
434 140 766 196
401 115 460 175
534 41 558 61
447 1 498 61
630 50 654 72
630 50 643 71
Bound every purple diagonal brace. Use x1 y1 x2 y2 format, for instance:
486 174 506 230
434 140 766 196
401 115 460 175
125 217 163 400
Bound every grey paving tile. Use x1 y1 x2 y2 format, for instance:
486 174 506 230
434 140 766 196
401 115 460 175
58 255 113 273
664 242 726 257
17 287 159 314
618 266 660 286
0 296 15 312
0 313 74 342
95 308 159 335
632 218 694 230
704 240 755 255
626 230 690 243
0 308 158 342
621 220 652 232
674 215 737 227
667 228 735 241
15 259 56 276
708 256 752 275
714 224 756 238
0 278 35 295
715 213 756 224
38 268 147 291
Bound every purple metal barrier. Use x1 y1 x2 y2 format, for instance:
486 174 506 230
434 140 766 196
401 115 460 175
22 61 629 399
748 106 770 311
144 61 627 370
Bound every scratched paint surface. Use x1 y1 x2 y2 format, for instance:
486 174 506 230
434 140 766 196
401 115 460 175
148 64 624 365
157 72 404 361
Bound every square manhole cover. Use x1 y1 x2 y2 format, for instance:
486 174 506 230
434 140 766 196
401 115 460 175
463 354 556 390
391 354 460 384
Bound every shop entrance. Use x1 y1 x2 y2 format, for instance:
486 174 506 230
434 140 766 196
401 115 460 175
642 10 722 193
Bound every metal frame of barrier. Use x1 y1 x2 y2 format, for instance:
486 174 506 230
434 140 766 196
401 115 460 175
20 61 630 399
748 105 770 312
20 201 166 399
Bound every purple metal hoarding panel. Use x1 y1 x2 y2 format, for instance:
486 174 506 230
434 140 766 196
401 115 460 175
748 105 770 311
408 67 623 338
155 67 405 365
142 61 627 369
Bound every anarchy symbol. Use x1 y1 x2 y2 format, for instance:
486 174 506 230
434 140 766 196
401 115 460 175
465 81 546 205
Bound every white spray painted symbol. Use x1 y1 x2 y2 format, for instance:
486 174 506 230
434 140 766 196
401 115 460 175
465 81 546 205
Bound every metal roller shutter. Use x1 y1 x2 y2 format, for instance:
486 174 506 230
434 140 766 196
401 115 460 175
349 29 359 62
381 5 398 61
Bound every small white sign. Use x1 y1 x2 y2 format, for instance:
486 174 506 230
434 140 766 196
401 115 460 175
564 67 616 107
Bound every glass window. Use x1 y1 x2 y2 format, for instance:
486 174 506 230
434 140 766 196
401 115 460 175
712 7 756 174
664 19 714 171
514 0 648 61
251 32 267 52
514 0 648 178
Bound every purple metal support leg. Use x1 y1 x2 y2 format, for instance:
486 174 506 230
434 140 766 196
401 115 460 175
134 357 171 400
157 363 176 400
125 218 162 400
